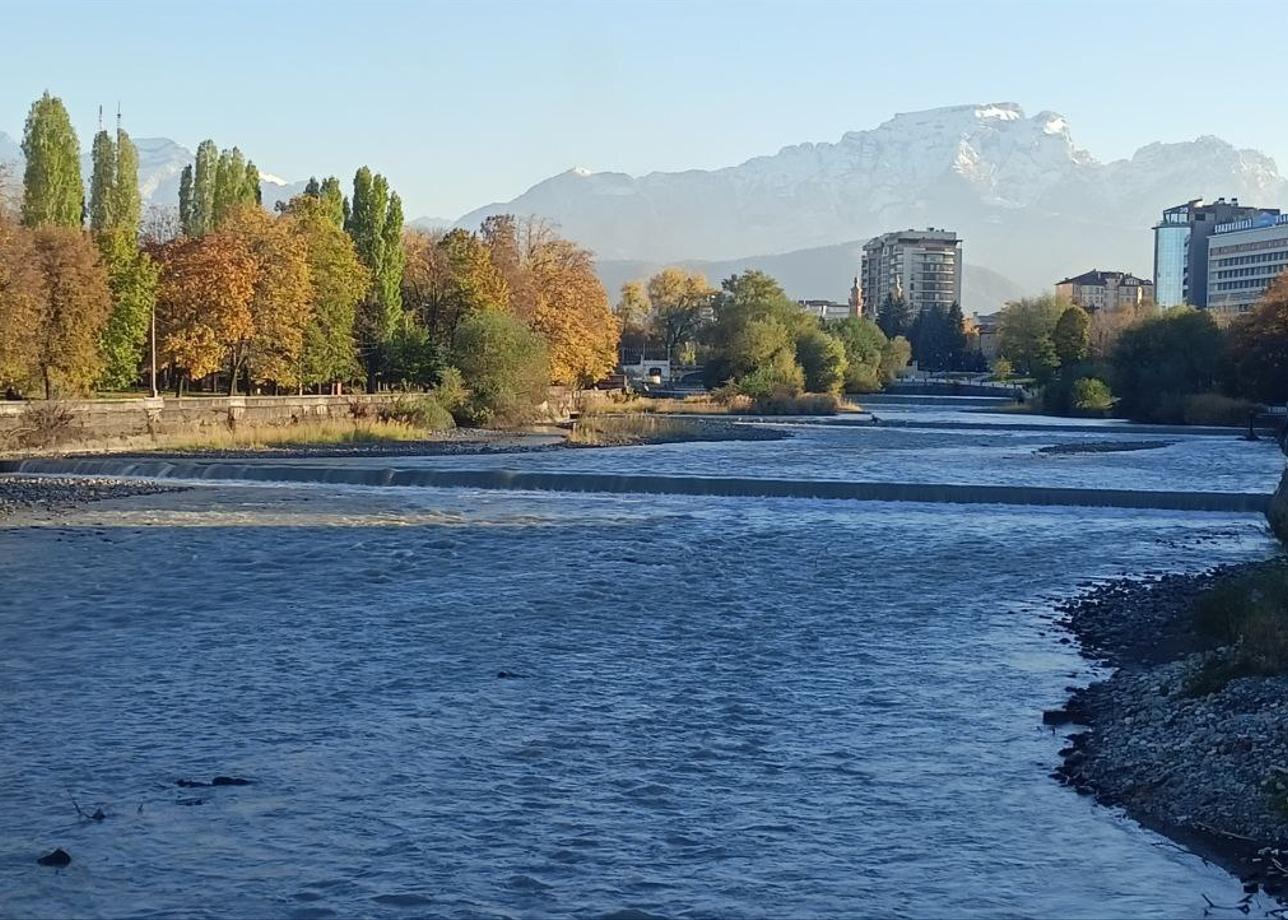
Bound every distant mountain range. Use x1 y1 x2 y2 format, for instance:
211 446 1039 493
456 103 1288 303
4 102 1287 312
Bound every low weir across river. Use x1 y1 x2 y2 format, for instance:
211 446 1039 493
0 455 1274 513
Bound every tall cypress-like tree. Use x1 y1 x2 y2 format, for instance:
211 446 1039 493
112 129 142 235
178 164 194 234
379 191 405 335
88 128 117 232
95 118 157 389
319 176 344 228
191 139 218 235
303 176 321 198
21 92 83 229
243 160 261 206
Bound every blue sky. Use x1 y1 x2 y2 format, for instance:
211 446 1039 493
3 0 1285 219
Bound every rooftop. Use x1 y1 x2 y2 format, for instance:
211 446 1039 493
1057 269 1152 286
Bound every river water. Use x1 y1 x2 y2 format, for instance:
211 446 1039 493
1 402 1285 918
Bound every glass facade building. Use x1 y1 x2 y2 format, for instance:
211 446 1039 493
1153 224 1190 307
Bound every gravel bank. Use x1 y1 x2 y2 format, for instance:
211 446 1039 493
568 417 791 448
1051 562 1288 898
0 475 186 518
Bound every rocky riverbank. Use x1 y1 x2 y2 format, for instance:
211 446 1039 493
1051 562 1288 898
0 475 185 518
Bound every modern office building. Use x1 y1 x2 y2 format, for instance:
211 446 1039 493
1206 212 1288 316
1055 270 1154 312
860 228 962 319
1152 198 1279 307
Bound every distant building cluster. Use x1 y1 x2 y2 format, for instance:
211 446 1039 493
1055 270 1154 313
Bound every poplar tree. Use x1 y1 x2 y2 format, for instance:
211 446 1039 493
112 129 142 234
95 121 157 389
212 147 245 226
191 139 218 235
243 160 261 206
319 177 344 228
178 165 194 234
89 128 117 232
303 177 321 198
21 92 83 229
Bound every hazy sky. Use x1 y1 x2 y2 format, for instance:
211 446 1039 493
3 0 1285 219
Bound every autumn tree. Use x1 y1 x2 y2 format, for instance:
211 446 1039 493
0 218 42 392
1227 273 1288 404
29 227 113 397
645 267 714 363
525 237 619 386
153 232 257 391
220 206 312 393
21 92 82 229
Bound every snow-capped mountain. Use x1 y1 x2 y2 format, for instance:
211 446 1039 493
456 103 1288 294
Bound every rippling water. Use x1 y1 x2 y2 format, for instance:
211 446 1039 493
1 411 1285 918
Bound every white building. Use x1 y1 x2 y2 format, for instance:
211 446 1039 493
860 228 963 318
1206 212 1288 317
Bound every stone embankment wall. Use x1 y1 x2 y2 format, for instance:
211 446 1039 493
0 395 404 452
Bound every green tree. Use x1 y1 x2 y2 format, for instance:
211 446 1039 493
449 309 549 425
1110 307 1225 422
318 177 345 228
243 160 261 206
178 165 194 233
795 326 847 393
88 129 116 232
1071 377 1113 414
189 139 219 235
346 167 406 383
998 295 1064 380
21 92 83 229
876 293 911 340
112 128 142 234
880 335 912 383
291 198 369 391
829 315 891 392
1053 304 1091 366
96 229 158 389
212 147 248 227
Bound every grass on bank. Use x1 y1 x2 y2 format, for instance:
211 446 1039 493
1185 561 1288 696
566 414 703 446
153 419 442 452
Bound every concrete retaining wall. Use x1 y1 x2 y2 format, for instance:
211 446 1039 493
0 395 405 451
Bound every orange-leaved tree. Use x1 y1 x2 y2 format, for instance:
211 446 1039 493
153 232 256 392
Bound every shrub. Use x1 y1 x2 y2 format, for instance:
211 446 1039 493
1071 377 1113 414
751 392 840 415
1182 392 1259 428
432 366 469 415
14 401 76 449
376 395 455 431
1186 562 1288 695
450 311 549 426
992 357 1014 381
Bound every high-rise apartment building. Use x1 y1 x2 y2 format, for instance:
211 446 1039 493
860 228 962 319
1152 198 1279 307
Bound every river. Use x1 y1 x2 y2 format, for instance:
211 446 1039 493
1 400 1285 918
